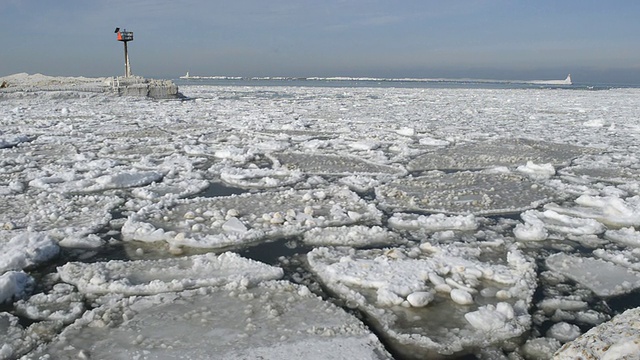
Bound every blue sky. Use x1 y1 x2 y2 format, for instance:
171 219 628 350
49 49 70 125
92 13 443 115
2 0 639 84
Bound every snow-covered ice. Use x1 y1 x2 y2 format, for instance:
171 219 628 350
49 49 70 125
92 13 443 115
307 242 536 358
3 79 640 358
23 281 391 360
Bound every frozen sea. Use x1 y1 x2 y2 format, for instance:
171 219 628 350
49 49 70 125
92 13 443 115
2 77 640 359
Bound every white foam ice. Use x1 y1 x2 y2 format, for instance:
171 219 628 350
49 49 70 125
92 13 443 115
23 281 391 360
57 252 284 296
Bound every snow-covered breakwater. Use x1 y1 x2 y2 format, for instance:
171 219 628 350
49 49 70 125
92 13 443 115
0 73 181 99
2 83 640 359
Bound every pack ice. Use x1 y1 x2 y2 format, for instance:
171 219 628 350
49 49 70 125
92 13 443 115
3 77 640 359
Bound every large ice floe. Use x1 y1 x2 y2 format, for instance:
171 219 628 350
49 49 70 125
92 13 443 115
3 78 640 359
308 242 537 359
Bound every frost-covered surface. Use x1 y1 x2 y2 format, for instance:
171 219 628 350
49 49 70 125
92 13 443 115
24 281 391 360
2 82 640 358
307 243 537 358
554 307 640 359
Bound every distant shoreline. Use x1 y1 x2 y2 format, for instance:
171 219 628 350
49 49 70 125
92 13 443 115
179 72 573 86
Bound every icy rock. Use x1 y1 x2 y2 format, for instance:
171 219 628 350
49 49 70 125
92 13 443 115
554 307 640 359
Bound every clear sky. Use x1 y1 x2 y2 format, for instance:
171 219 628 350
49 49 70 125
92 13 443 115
2 0 639 84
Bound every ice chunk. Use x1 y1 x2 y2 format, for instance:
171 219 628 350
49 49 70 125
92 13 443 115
24 281 391 360
222 217 248 234
464 303 515 331
521 338 561 360
516 161 556 180
388 213 478 232
15 283 84 324
545 195 640 228
546 322 581 343
0 133 31 148
0 193 121 240
554 307 640 359
57 252 283 295
546 253 640 297
604 227 640 248
0 271 34 304
0 231 59 273
0 312 46 359
516 209 605 238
